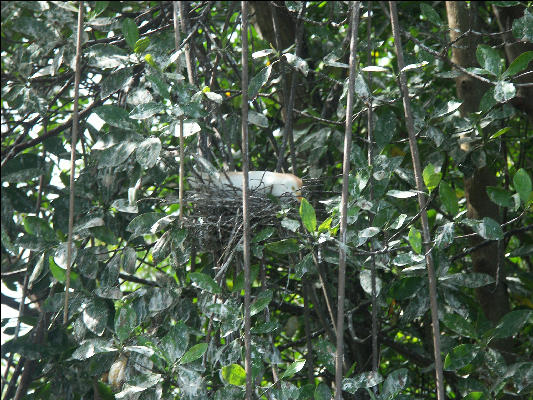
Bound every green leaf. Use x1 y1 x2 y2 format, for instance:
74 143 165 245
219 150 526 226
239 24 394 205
92 1 109 16
251 227 276 243
512 9 533 42
232 265 259 294
146 74 170 99
115 306 137 343
86 44 128 69
476 45 503 76
342 371 383 393
126 212 162 240
486 186 514 208
1 153 45 183
101 67 134 98
136 137 162 169
189 272 222 294
466 217 504 240
299 198 317 232
481 217 504 240
489 127 511 140
389 277 423 300
435 222 454 248
265 239 299 254
248 65 271 101
381 368 409 400
359 226 380 239
251 320 280 334
49 257 66 282
423 163 441 192
71 338 116 360
160 321 189 362
408 226 422 254
314 383 331 400
281 218 300 232
122 18 139 51
94 105 137 130
359 269 382 297
250 289 273 316
513 168 532 205
442 313 478 339
294 253 314 279
493 310 532 339
134 37 150 53
83 298 109 336
281 359 306 379
480 87 497 112
420 3 442 25
463 392 485 400
98 141 138 168
440 272 495 288
180 342 208 364
247 110 268 127
23 216 56 240
221 364 246 386
392 252 425 267
444 344 480 371
129 102 165 120
502 51 533 79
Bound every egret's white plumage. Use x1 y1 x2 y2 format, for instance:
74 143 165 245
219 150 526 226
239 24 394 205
190 170 302 201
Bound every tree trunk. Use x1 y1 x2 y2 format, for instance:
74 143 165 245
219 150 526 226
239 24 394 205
445 1 513 358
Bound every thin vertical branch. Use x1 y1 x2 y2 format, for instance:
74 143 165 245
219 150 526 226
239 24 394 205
366 1 379 380
173 2 185 222
303 280 314 383
275 2 307 174
63 0 84 325
335 3 361 399
260 258 280 383
241 2 252 399
389 2 445 399
178 1 195 85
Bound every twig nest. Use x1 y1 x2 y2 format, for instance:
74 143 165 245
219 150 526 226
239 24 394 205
185 170 302 251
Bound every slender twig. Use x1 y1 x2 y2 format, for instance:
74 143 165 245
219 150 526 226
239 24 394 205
366 1 380 383
303 280 314 383
173 2 185 222
389 2 444 399
241 2 252 398
335 3 360 399
178 1 195 85
311 251 337 332
63 1 84 325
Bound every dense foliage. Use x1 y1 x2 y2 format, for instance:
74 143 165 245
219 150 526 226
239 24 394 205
1 1 532 399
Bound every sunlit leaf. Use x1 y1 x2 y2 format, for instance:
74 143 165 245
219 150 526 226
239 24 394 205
248 65 271 100
250 289 273 316
221 364 246 386
408 226 422 254
180 343 208 364
281 359 306 379
122 18 139 50
299 198 317 232
444 344 480 370
513 168 532 205
493 310 532 339
190 272 222 294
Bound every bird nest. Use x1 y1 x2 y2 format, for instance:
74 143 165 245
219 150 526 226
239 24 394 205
184 182 300 252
